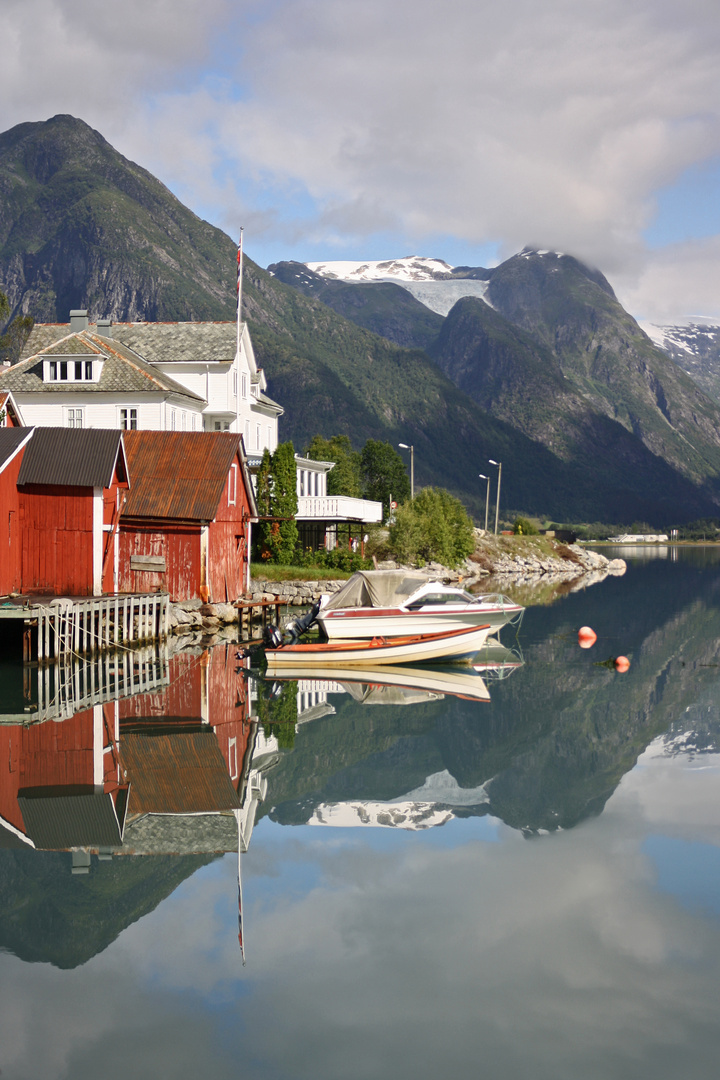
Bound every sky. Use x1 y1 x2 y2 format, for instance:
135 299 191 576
4 0 720 322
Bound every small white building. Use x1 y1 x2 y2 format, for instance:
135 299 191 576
0 311 283 463
294 454 383 552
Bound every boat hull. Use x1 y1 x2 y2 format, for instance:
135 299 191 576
316 605 521 641
264 623 493 667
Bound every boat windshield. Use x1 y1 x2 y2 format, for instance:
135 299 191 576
406 591 476 609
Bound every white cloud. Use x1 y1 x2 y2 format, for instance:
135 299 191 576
5 0 720 316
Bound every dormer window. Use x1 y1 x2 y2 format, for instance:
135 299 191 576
44 357 101 382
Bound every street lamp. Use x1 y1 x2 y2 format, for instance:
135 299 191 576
488 459 502 535
398 443 414 499
478 474 490 532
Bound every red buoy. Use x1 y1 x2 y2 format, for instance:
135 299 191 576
578 626 597 648
615 655 630 672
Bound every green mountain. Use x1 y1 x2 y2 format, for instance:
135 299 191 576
3 115 720 521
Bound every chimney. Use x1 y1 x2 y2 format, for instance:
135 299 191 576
96 318 113 339
69 309 89 333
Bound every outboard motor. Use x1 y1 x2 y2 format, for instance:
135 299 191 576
263 624 284 649
283 600 322 643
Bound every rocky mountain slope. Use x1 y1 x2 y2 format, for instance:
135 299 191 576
4 115 720 522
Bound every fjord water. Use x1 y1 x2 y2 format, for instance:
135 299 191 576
2 548 720 1079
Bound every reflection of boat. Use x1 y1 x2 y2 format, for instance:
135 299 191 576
471 640 524 679
264 663 492 703
316 571 523 641
264 623 493 667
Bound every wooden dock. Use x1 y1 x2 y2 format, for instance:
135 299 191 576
0 593 170 665
236 597 285 638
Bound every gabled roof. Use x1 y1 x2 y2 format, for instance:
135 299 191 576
0 426 34 474
17 427 127 488
111 321 240 364
0 389 25 426
122 430 257 521
18 790 124 849
2 330 204 402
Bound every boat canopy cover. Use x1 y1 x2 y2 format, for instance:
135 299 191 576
323 570 428 610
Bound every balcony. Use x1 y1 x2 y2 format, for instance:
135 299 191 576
296 495 383 523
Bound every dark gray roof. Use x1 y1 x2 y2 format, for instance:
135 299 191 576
110 321 240 364
17 427 125 488
3 331 204 402
0 427 33 472
19 321 242 366
18 791 124 849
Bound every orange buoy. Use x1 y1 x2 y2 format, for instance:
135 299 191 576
578 626 597 648
614 655 630 672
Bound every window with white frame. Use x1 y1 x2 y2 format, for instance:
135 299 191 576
45 358 96 382
241 374 247 398
214 420 231 431
228 463 238 506
182 411 186 430
228 737 238 781
170 409 176 430
66 407 84 428
256 424 260 450
233 370 238 396
267 425 272 450
119 408 137 430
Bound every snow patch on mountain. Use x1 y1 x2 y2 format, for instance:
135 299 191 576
305 256 492 316
306 256 455 282
306 770 492 830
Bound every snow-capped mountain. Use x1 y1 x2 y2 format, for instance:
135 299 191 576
640 320 720 406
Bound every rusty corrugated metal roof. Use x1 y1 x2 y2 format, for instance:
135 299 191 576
123 430 252 521
122 732 242 814
16 427 125 488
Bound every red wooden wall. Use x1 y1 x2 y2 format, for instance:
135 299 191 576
0 449 23 595
19 484 94 595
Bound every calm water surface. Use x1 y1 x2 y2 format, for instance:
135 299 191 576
2 547 720 1079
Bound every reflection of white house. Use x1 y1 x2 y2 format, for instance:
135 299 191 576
0 311 282 462
294 454 383 551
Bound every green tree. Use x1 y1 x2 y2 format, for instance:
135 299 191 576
304 434 361 497
389 487 475 568
267 441 298 564
255 447 273 556
360 440 410 518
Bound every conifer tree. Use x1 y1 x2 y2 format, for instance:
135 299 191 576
268 441 298 564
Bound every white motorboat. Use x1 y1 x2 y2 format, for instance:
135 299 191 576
264 622 493 667
315 570 523 641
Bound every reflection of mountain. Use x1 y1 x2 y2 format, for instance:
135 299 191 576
0 848 213 969
262 551 720 833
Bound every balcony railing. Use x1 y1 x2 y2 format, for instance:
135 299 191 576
296 495 383 522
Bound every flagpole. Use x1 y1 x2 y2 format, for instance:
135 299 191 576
235 808 246 966
236 228 244 435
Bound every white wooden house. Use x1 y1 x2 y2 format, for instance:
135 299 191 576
0 311 282 463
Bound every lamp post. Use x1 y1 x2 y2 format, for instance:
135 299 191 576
398 443 414 499
489 459 502 535
478 474 490 532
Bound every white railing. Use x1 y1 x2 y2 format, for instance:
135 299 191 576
296 496 383 522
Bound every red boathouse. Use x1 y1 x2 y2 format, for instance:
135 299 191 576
117 431 257 602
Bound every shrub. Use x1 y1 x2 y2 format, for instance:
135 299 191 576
513 516 538 535
389 487 475 568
